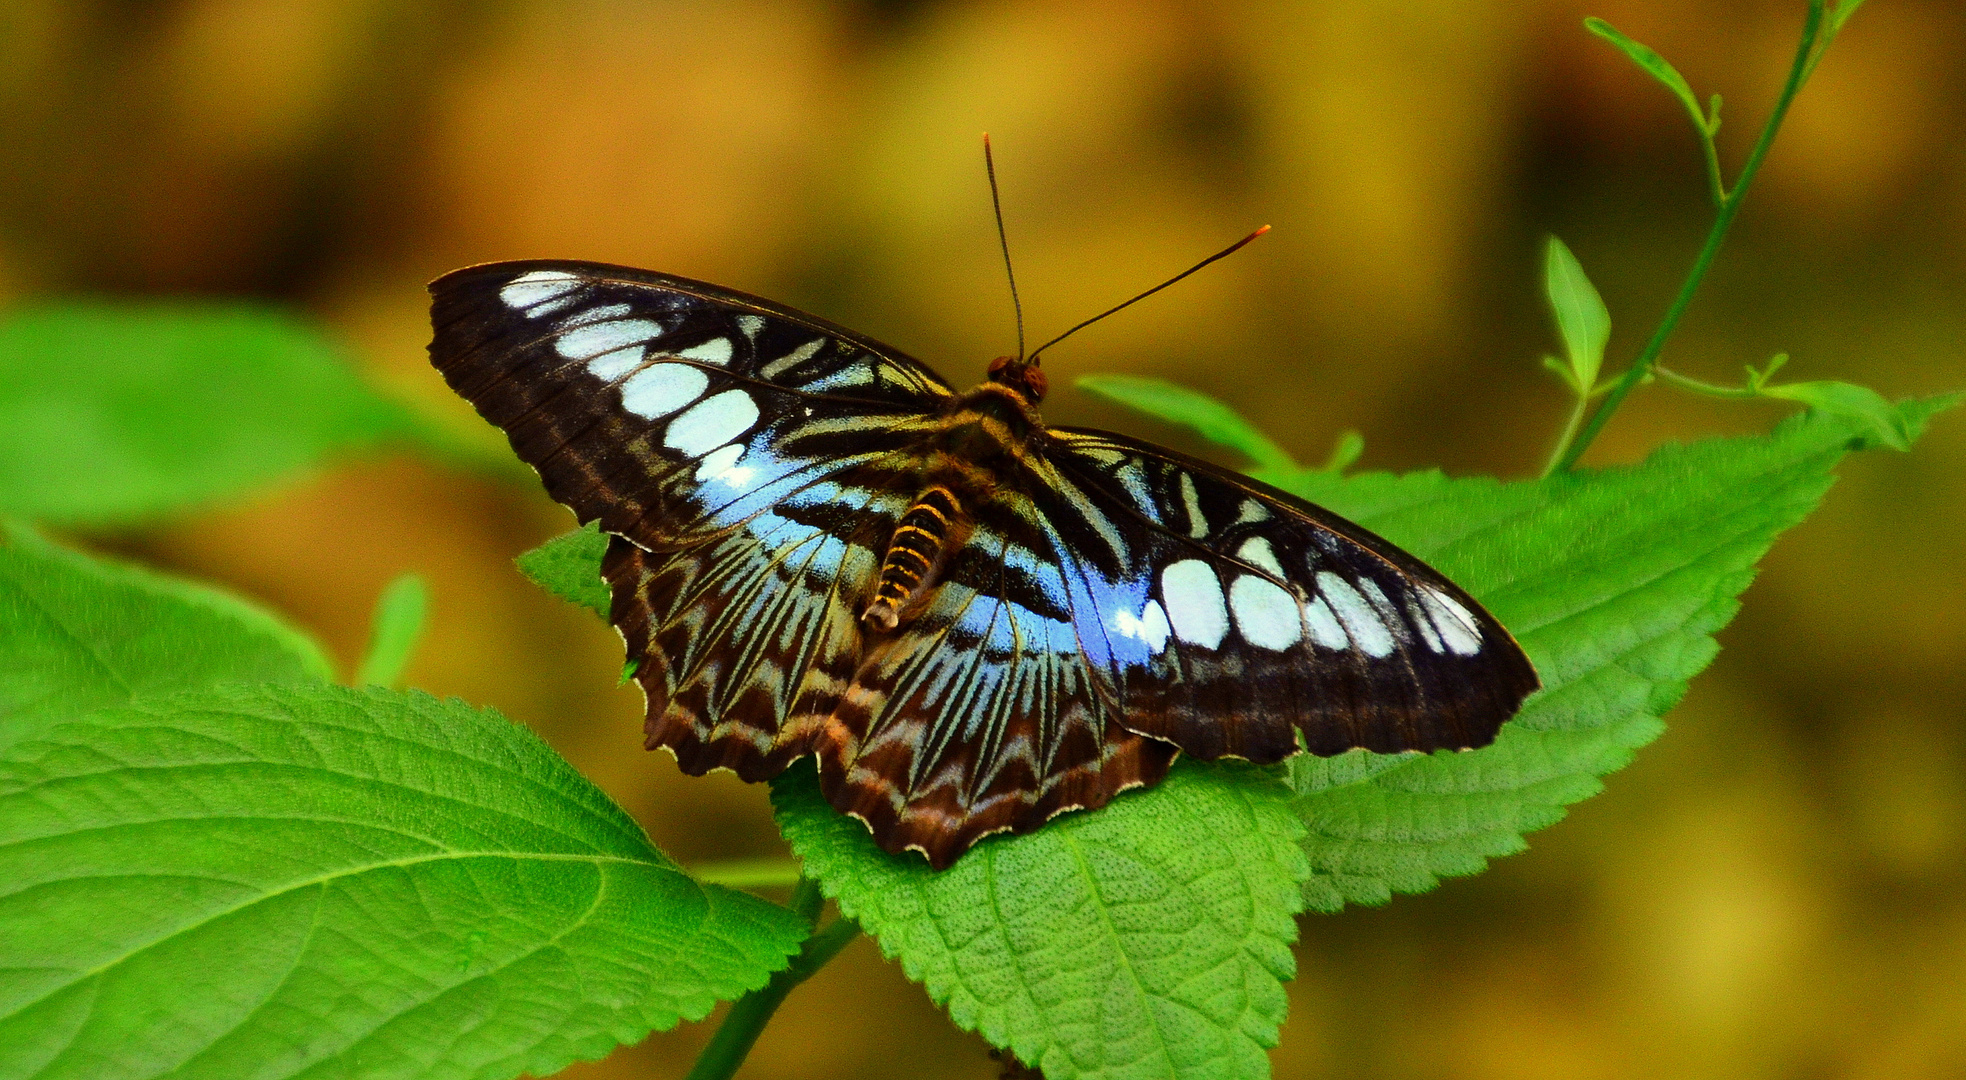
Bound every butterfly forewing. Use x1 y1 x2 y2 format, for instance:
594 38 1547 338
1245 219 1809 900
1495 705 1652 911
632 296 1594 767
428 260 955 549
428 259 1539 870
1040 428 1539 758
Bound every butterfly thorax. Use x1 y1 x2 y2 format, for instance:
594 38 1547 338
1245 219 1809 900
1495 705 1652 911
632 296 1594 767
862 380 1047 632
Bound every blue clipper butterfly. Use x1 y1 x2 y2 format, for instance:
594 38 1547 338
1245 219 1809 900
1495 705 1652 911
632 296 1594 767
428 259 1539 869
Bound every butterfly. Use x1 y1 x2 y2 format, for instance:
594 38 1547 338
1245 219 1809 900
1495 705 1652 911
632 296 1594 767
428 259 1539 868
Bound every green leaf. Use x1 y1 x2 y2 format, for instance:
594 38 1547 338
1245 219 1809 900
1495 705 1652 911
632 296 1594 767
1584 18 1712 135
1543 236 1612 394
775 761 1307 1080
356 572 431 688
1828 0 1867 37
1257 396 1953 910
1320 431 1365 475
0 303 423 524
1759 379 1911 450
1077 376 1298 471
0 521 331 750
0 682 809 1080
517 521 613 617
496 390 1953 1076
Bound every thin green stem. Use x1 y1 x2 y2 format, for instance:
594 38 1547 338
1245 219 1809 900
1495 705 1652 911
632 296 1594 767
684 879 859 1080
1697 124 1727 207
1553 0 1827 473
1541 390 1594 478
1652 365 1761 398
689 857 804 889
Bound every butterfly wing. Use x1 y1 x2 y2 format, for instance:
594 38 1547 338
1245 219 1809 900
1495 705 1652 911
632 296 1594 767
429 260 956 549
430 260 954 782
1036 428 1539 760
812 489 1177 867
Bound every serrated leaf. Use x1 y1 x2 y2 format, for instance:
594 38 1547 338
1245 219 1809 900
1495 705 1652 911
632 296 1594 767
1585 17 1710 135
516 521 613 617
1543 236 1611 393
501 389 1952 1075
1759 379 1910 450
0 682 808 1080
0 303 424 524
356 572 430 688
775 761 1307 1080
1077 376 1297 471
1256 396 1954 910
0 521 331 750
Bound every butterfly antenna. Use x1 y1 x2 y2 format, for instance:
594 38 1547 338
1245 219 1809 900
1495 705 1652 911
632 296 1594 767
983 134 1026 362
1027 225 1271 364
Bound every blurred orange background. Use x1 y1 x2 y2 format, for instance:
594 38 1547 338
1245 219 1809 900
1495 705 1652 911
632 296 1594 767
5 1 1964 1077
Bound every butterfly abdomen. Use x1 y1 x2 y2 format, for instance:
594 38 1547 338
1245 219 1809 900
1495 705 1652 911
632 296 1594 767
864 485 965 632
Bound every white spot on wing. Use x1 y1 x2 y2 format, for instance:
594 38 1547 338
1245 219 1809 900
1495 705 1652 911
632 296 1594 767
694 443 753 486
1235 536 1286 576
666 389 759 457
563 303 630 325
1111 599 1171 653
558 319 663 360
1317 572 1394 657
586 347 644 381
500 270 580 314
1236 499 1271 524
672 338 733 365
1230 575 1302 650
1162 560 1228 648
1422 586 1483 656
761 338 824 378
1305 597 1348 649
621 362 708 419
1179 472 1207 538
736 315 764 339
1356 579 1409 645
1405 597 1445 652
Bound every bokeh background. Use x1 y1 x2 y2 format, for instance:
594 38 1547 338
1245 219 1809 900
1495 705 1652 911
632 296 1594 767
5 0 1964 1077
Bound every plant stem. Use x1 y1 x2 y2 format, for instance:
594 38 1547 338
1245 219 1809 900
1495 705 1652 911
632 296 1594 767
684 880 860 1080
1697 114 1727 207
690 857 805 889
1541 390 1594 478
1651 365 1761 398
1552 0 1826 473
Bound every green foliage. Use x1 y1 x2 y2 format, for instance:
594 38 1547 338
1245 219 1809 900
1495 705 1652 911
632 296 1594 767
1254 396 1952 907
0 682 807 1080
1078 375 1297 471
0 13 1928 1077
1758 379 1912 450
774 762 1307 1080
517 521 613 617
1651 355 1921 452
1542 236 1612 395
0 521 332 749
515 382 1950 1077
357 572 431 688
1584 18 1714 138
0 533 808 1080
0 304 423 524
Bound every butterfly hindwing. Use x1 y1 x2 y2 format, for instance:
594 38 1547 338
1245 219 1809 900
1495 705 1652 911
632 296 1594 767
429 260 956 549
1039 428 1539 759
815 493 1176 866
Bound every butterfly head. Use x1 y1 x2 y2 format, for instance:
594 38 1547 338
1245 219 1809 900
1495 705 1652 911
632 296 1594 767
985 355 1048 404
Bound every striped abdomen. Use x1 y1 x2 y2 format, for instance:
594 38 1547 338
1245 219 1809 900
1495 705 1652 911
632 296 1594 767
863 485 962 632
